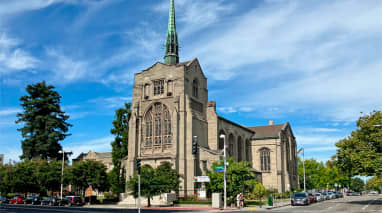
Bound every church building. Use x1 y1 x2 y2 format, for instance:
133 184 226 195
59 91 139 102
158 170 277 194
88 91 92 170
124 0 298 198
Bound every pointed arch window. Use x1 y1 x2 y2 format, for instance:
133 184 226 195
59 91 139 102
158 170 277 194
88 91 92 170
144 103 172 150
260 148 271 171
192 79 199 98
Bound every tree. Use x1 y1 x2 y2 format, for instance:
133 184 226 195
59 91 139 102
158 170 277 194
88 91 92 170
253 183 266 205
66 160 109 197
351 177 365 192
127 162 181 207
127 165 156 207
366 176 382 192
12 161 40 196
109 103 131 194
36 159 63 195
206 158 255 203
335 111 382 177
0 164 15 195
16 81 72 160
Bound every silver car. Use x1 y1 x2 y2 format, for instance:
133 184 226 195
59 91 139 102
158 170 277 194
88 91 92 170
328 192 336 199
315 193 323 202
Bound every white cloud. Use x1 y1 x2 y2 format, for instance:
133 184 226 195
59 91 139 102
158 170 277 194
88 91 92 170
183 0 382 122
296 134 343 146
0 108 20 116
0 33 38 74
63 136 113 160
153 0 235 36
46 48 89 83
88 96 132 109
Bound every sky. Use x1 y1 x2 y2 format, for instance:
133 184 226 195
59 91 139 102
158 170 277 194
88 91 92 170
0 0 381 164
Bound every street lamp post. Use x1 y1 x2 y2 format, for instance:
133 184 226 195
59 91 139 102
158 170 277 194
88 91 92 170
58 150 65 200
58 150 72 200
219 134 227 209
297 148 306 192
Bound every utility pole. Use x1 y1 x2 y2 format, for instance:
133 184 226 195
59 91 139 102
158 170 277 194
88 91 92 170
220 134 227 209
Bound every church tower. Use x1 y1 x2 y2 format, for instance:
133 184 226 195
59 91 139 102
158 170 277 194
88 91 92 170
125 0 210 198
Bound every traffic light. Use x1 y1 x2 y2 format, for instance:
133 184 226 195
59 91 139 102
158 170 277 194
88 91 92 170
192 136 198 155
136 159 141 174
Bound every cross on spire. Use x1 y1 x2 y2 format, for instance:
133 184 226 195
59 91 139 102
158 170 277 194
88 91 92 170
164 0 179 65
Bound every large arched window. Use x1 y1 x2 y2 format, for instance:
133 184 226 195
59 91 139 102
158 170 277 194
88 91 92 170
228 134 234 157
237 136 242 162
246 140 251 161
192 79 199 98
260 148 271 171
144 103 172 149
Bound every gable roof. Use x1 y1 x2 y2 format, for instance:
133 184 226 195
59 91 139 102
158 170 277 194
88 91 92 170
248 123 286 139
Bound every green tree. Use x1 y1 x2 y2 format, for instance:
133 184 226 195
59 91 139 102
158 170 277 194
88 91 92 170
66 160 109 197
253 183 266 204
366 176 382 192
0 164 15 195
16 81 72 160
335 111 382 177
206 158 255 203
351 177 365 192
109 103 131 194
36 159 63 195
12 161 40 196
127 165 156 207
127 162 181 207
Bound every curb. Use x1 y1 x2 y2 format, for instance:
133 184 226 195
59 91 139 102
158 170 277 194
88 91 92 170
266 203 291 210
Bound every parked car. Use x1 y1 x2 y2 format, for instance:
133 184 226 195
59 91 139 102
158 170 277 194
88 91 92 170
308 193 317 203
24 195 41 205
336 191 343 198
41 197 61 206
321 192 329 200
368 191 379 196
10 196 24 204
64 196 83 206
328 192 336 199
291 192 310 206
347 191 361 196
315 193 323 202
0 196 9 204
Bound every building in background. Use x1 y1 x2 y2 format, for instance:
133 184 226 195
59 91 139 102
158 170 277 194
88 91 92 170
73 150 113 172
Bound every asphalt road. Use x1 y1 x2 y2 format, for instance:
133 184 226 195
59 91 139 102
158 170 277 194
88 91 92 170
1 195 381 213
266 195 382 213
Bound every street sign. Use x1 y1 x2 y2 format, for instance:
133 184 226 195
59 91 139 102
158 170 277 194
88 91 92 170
214 169 224 172
215 166 224 170
193 176 210 182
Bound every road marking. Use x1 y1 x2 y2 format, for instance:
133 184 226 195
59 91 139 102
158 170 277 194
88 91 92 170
362 198 377 210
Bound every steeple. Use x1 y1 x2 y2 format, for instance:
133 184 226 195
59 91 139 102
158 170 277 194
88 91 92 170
164 0 179 65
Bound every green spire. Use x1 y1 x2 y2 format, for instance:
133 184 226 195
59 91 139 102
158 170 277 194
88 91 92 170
164 0 179 65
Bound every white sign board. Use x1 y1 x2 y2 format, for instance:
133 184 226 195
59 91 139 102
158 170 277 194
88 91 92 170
194 176 210 182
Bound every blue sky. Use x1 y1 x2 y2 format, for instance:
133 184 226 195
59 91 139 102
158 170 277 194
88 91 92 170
0 0 381 164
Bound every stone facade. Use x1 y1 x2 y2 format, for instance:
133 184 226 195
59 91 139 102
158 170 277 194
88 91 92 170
0 154 3 166
249 121 299 192
124 58 298 197
73 150 113 172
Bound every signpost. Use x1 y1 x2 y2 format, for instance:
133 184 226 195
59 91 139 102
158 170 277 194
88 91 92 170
193 176 211 182
214 169 224 173
215 166 224 170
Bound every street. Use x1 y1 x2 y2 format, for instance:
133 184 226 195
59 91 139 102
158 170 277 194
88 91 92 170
1 196 381 213
267 195 382 213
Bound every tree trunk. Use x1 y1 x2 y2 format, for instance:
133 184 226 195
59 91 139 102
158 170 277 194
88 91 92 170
147 197 151 207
